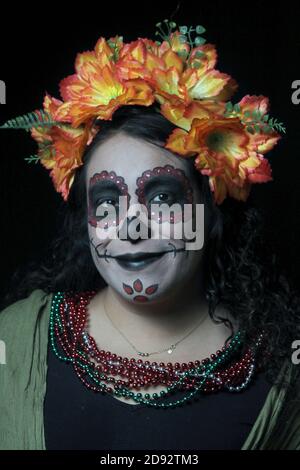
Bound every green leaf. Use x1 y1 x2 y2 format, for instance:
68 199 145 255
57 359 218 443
179 26 188 34
193 61 202 69
169 22 176 29
179 34 187 44
196 25 206 34
225 102 233 112
195 50 205 58
194 36 206 46
233 103 241 112
246 126 255 134
24 154 40 164
177 50 188 58
0 110 60 130
251 110 261 120
273 121 286 134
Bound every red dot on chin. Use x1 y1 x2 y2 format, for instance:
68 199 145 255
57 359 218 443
133 279 143 292
133 295 149 302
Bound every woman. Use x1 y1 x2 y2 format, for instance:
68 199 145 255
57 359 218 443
0 21 300 450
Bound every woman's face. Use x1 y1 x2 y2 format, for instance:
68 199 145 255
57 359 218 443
86 132 205 304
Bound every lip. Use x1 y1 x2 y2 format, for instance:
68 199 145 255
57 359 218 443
114 251 167 261
111 248 185 272
113 251 168 271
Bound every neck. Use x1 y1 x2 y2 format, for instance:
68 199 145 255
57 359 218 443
103 267 209 340
88 268 236 362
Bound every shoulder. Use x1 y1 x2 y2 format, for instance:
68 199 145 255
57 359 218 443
0 289 53 450
0 289 52 319
243 360 300 449
0 289 53 345
272 362 300 449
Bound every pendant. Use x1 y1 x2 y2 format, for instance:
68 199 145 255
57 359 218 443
168 345 176 354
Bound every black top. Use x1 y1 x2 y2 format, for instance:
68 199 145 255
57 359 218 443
44 341 273 450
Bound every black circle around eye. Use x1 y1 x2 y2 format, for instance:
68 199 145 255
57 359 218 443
97 198 117 206
95 198 119 219
153 193 169 202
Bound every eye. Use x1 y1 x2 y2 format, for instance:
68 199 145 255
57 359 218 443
150 192 175 204
97 198 117 207
95 198 119 217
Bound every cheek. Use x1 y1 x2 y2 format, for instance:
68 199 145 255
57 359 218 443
88 224 112 271
89 219 119 244
169 250 202 288
148 204 197 241
88 208 119 230
87 199 128 242
87 202 123 236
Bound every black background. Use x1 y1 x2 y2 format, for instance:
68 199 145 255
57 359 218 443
0 0 299 299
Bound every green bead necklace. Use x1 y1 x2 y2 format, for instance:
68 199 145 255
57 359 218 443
49 291 255 409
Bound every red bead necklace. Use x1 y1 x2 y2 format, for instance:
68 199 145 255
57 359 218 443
50 290 263 403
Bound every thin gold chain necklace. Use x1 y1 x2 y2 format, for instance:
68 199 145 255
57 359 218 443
103 290 208 357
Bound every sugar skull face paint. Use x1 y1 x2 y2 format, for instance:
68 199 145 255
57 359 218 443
88 170 130 229
122 278 159 302
135 164 194 225
86 132 205 304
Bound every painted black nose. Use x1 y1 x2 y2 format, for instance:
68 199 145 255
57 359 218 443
120 215 152 243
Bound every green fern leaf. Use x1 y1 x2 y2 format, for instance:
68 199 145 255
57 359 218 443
0 110 61 130
24 155 41 164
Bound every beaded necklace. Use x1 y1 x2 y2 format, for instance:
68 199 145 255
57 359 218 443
49 290 263 408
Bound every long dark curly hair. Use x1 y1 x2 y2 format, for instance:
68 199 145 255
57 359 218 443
2 105 300 403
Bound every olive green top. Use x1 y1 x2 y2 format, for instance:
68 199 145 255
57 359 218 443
0 289 299 450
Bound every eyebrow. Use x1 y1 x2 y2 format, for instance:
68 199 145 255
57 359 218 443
141 174 184 192
88 180 122 198
89 179 120 191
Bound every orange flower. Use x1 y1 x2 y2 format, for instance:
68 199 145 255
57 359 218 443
31 94 96 200
166 108 279 204
58 37 154 127
149 38 236 107
160 100 226 131
117 39 163 80
118 34 235 108
1 24 284 204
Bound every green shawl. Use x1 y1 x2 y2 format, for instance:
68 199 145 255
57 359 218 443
0 289 299 450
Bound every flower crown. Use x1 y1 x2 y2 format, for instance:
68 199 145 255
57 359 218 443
0 20 285 204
